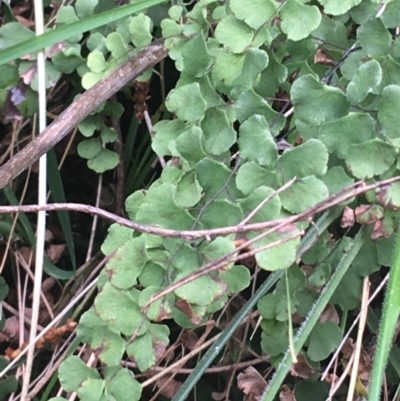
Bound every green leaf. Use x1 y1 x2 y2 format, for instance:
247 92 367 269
357 18 392 57
345 139 397 178
307 322 342 361
127 324 169 371
175 274 226 306
77 138 102 159
87 50 107 73
106 32 128 59
95 282 147 336
105 237 149 290
351 0 378 24
278 139 328 179
280 176 329 213
175 126 207 167
78 309 126 366
136 183 196 229
59 356 101 392
236 89 286 136
87 148 119 173
376 181 400 209
0 22 34 49
199 199 243 229
166 83 207 123
215 15 254 53
381 0 400 28
240 186 281 223
378 85 400 146
236 162 282 195
174 171 203 208
75 0 98 19
255 232 301 271
230 0 277 30
196 158 241 201
346 59 382 104
181 34 212 77
129 13 153 47
331 268 362 310
317 0 363 15
292 75 350 125
280 0 321 41
152 119 187 156
77 378 104 401
101 224 134 255
321 166 354 196
104 367 142 401
258 294 279 320
318 112 377 159
201 108 236 155
238 115 277 166
220 265 251 294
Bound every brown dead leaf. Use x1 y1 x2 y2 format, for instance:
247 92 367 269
20 64 37 85
289 352 315 379
156 375 181 398
42 277 56 293
371 218 393 240
341 206 355 228
212 391 228 401
180 330 199 351
0 316 28 342
174 298 203 325
19 246 34 267
279 385 296 401
341 337 354 359
314 48 335 66
319 304 339 324
46 244 66 263
237 366 267 401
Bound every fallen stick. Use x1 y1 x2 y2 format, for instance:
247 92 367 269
0 39 168 189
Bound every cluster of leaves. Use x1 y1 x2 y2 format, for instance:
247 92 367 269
54 0 400 399
3 0 400 399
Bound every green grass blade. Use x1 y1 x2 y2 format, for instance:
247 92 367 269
172 207 343 401
368 227 400 400
47 149 76 270
367 307 400 378
0 0 167 65
171 269 284 401
261 226 367 401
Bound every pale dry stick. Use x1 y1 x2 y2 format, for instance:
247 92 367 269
58 126 79 171
0 175 399 239
0 40 168 189
0 153 33 274
15 250 54 320
21 0 48 396
376 2 387 18
1 302 45 331
27 331 77 399
346 277 370 401
128 358 266 375
0 277 98 378
327 352 356 401
86 174 103 261
239 177 296 226
144 109 166 168
321 273 389 382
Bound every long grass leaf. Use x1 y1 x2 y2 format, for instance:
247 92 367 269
261 227 367 401
0 0 167 65
172 207 343 401
47 149 76 270
368 227 400 400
